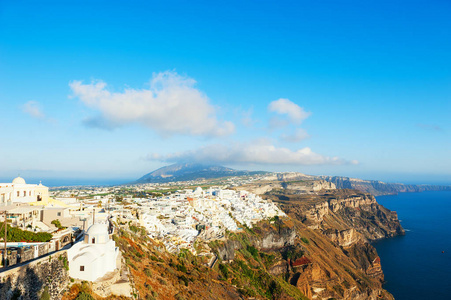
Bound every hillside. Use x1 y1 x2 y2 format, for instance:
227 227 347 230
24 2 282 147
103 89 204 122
135 163 266 183
90 186 403 300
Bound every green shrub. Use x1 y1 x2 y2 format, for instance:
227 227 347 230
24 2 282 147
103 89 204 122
246 245 259 259
144 267 152 277
59 255 69 270
301 237 310 245
7 225 52 242
75 292 95 300
179 275 189 286
51 219 65 230
218 263 229 279
40 286 50 300
176 263 187 273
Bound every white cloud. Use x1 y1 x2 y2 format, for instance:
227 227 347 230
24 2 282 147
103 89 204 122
268 98 311 124
146 140 356 166
22 101 45 119
280 128 310 143
69 71 235 137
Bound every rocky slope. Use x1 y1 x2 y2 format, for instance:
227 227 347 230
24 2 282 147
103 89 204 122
76 184 404 300
237 179 336 195
262 189 404 299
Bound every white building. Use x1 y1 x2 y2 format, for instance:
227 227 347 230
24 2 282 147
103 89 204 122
0 176 49 204
67 223 119 281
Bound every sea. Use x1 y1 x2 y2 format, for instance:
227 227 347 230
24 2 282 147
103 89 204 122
374 191 451 300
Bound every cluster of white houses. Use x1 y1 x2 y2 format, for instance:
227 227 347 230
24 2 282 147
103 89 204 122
138 187 286 253
0 177 119 284
0 176 286 285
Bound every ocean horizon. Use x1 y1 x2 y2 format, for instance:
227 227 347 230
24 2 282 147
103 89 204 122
0 177 132 187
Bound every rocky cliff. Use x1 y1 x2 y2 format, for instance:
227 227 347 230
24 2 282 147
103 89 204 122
320 175 451 196
237 178 336 195
102 188 403 300
274 189 404 240
263 188 404 299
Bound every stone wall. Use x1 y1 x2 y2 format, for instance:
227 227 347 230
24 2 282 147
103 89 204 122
0 251 69 300
19 248 34 263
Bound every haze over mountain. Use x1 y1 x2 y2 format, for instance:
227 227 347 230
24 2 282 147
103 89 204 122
135 163 267 183
135 163 451 196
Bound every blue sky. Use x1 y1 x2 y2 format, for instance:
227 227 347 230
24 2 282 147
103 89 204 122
0 0 450 185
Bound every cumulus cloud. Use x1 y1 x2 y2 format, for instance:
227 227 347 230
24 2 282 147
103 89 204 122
22 101 45 119
69 71 235 137
146 140 357 166
268 98 311 125
280 128 310 143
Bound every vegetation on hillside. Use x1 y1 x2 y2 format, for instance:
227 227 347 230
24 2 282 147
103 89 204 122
108 219 308 300
62 281 128 300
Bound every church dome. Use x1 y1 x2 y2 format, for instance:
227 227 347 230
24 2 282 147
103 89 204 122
86 223 108 236
85 223 110 245
12 176 26 184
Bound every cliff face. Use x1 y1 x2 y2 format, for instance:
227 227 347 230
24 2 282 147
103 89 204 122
263 189 404 300
320 175 451 196
286 190 405 240
216 224 296 261
237 179 336 195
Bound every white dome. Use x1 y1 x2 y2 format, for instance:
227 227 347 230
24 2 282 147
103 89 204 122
12 176 26 184
86 223 108 236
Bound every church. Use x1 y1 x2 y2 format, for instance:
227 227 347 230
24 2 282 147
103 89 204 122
67 223 119 281
0 176 49 204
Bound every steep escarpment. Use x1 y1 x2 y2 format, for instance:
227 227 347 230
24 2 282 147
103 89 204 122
269 189 404 240
236 178 336 196
320 175 451 196
263 188 404 299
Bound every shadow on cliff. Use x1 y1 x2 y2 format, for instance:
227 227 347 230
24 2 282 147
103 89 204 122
0 267 44 300
22 267 44 300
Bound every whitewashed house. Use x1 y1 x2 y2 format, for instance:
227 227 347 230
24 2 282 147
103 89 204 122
67 223 119 281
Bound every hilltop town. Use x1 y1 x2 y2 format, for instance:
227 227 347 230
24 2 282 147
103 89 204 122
0 170 408 300
0 173 287 299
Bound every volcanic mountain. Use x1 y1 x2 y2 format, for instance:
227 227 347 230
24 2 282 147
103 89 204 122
135 163 266 183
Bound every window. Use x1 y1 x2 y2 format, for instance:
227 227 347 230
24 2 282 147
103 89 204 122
57 212 61 217
29 191 31 196
80 266 84 271
23 191 26 197
92 237 95 244
17 191 20 197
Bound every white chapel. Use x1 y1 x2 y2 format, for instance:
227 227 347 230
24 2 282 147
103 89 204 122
67 223 119 281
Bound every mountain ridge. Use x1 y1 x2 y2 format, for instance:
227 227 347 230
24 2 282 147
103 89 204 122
135 163 267 183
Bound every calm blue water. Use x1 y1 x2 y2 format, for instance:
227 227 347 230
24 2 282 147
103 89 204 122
374 191 451 300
